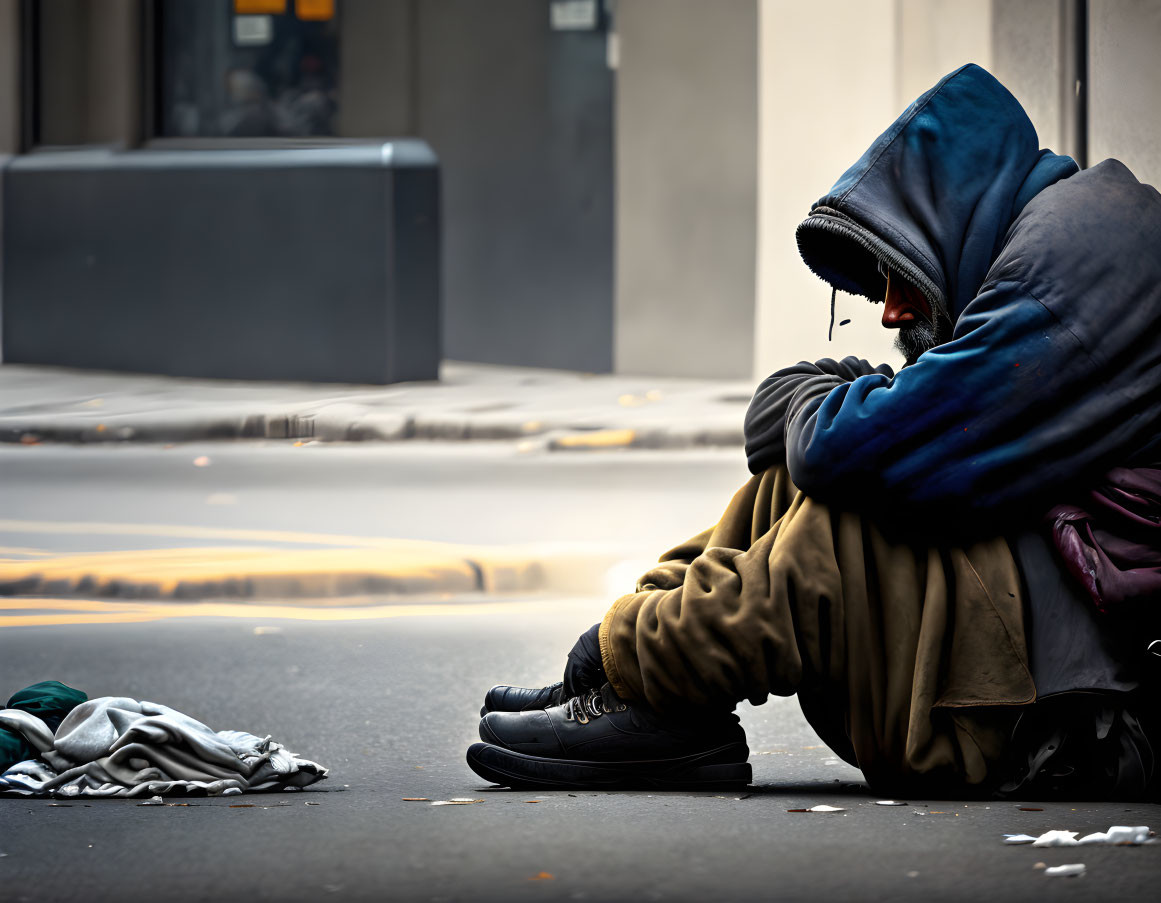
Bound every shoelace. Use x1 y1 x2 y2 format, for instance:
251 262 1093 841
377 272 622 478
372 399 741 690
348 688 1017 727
562 684 627 725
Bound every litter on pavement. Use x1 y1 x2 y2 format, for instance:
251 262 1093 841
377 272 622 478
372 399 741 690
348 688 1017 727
1036 830 1079 846
1002 826 1152 846
1075 826 1152 844
1043 864 1086 878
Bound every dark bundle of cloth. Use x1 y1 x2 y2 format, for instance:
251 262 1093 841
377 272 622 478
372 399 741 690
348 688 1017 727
0 681 87 772
1049 467 1161 615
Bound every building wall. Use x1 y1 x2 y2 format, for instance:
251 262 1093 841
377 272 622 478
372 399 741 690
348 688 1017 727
614 0 758 378
753 0 901 379
1089 0 1161 186
898 0 992 108
991 0 1161 183
753 0 994 380
990 0 1070 154
4 2 1158 380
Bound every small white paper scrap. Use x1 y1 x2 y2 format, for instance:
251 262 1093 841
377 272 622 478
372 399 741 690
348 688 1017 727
1077 825 1151 845
1044 863 1085 878
1005 825 1152 847
1031 830 1080 847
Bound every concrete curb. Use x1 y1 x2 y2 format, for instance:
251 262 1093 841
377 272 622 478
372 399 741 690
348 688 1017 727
0 543 636 602
0 412 745 449
0 407 413 444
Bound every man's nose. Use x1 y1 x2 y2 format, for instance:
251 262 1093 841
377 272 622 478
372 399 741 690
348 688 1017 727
881 294 921 329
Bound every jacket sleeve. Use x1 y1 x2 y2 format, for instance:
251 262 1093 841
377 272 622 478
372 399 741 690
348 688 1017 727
744 357 894 475
784 280 1120 516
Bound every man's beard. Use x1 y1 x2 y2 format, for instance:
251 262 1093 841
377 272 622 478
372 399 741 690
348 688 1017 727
894 312 953 366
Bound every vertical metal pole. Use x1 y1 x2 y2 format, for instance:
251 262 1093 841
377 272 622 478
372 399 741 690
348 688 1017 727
1074 0 1088 169
1061 0 1088 168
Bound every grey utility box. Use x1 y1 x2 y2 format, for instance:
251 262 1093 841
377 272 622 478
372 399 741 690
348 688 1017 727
1 141 440 384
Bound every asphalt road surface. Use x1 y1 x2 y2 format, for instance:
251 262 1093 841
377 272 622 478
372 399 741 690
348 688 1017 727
2 442 1160 900
0 442 753 557
3 596 1159 903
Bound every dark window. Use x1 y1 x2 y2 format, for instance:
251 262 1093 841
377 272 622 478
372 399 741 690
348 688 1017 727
157 0 340 138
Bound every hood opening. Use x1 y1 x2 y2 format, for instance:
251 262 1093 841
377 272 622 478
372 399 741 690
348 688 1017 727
797 207 947 319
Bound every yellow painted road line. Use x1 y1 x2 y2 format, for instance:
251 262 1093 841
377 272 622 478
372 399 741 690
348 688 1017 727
0 597 547 627
1 611 165 627
0 522 617 602
0 545 545 599
551 429 636 449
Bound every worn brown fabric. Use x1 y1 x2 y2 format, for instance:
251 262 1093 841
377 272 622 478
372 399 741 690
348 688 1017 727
599 465 1037 793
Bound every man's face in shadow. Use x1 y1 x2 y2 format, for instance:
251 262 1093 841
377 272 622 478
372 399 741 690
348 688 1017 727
881 270 953 366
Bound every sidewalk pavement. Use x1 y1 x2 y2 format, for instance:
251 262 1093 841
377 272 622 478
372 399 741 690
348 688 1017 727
0 361 755 450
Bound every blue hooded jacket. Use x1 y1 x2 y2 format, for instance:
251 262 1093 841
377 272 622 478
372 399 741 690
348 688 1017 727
745 64 1161 523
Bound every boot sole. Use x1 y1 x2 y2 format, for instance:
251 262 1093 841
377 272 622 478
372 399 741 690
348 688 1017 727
465 741 752 790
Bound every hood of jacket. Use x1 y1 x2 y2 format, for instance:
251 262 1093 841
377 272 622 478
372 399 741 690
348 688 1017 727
796 64 1078 323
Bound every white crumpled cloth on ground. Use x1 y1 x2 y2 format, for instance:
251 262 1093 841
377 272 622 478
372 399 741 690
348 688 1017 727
0 697 327 798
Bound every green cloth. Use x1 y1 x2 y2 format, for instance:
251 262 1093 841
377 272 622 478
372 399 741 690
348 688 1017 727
0 726 33 773
1 680 88 770
7 680 88 731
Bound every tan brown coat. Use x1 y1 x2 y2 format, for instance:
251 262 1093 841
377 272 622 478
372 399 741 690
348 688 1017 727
599 466 1036 793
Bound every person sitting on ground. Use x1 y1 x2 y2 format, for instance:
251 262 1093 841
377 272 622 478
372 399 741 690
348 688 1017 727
466 64 1161 800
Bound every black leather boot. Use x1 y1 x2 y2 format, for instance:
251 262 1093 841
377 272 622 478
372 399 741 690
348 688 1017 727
467 683 751 789
480 682 566 717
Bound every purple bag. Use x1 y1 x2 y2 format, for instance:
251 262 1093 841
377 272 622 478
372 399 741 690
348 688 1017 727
1048 467 1161 613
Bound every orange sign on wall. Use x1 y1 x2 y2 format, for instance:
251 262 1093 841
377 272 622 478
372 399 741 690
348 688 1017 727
234 0 286 13
296 0 335 21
